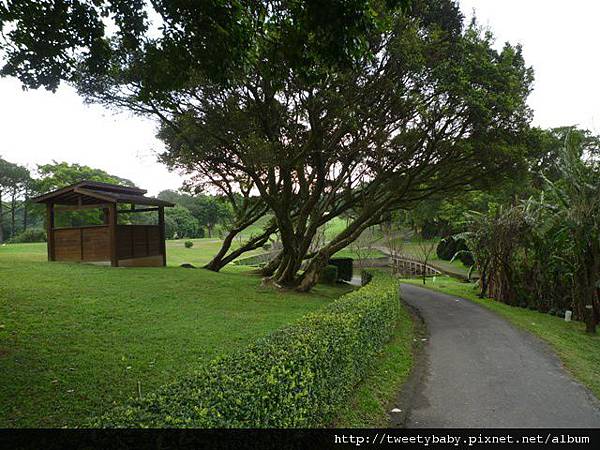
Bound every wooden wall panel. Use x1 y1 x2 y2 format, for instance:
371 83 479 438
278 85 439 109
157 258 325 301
82 227 110 261
54 229 81 261
51 224 163 264
116 226 133 259
115 225 162 260
132 226 148 257
147 227 161 256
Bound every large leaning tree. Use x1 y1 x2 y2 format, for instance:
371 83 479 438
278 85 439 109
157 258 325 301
1 0 533 291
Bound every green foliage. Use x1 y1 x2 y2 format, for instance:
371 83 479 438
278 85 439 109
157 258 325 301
328 257 353 282
158 190 232 238
0 156 34 241
7 228 46 243
0 1 406 90
184 240 193 249
458 130 600 331
164 205 199 239
35 161 134 193
361 270 374 287
35 162 136 228
91 275 400 428
436 237 473 266
320 265 339 284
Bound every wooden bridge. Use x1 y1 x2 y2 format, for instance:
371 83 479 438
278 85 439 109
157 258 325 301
392 256 442 277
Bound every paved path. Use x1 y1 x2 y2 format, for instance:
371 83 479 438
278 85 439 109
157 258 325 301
399 283 600 428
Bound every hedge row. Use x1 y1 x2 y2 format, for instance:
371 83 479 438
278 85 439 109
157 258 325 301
91 274 400 428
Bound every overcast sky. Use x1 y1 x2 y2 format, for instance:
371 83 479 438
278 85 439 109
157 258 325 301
0 0 598 196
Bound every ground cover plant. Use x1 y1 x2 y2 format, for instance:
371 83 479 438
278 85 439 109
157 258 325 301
0 242 351 427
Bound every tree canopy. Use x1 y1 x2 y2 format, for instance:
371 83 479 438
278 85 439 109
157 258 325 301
1 1 534 291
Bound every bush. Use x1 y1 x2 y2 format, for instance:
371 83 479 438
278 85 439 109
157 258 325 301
7 228 47 243
328 257 353 281
436 237 454 260
91 275 400 428
184 240 194 248
320 265 338 284
436 237 473 266
361 269 373 286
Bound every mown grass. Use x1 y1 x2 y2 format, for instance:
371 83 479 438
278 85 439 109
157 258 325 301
0 242 352 427
334 300 415 427
400 276 600 400
166 237 265 267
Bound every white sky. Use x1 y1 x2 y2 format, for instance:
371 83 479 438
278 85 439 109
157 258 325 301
0 0 599 196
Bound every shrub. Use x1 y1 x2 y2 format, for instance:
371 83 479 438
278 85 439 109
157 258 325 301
91 275 400 428
361 269 373 286
328 257 353 281
436 237 474 266
184 240 194 248
436 237 454 260
7 228 47 243
457 251 474 267
320 265 338 284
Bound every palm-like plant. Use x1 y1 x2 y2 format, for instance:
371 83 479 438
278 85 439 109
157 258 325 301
537 133 600 333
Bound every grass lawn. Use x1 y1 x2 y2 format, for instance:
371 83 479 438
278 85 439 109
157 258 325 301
166 238 265 267
400 276 600 400
0 242 352 427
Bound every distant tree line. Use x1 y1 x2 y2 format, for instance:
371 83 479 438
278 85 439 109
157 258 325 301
156 190 232 239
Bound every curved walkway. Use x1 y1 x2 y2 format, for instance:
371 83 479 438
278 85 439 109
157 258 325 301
399 283 600 428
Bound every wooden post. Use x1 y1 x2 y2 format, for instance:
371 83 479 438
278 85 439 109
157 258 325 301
46 202 55 261
158 206 166 266
108 203 118 267
102 207 110 225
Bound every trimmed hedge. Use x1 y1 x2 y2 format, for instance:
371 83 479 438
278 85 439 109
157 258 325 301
328 257 353 281
320 265 338 284
90 275 400 428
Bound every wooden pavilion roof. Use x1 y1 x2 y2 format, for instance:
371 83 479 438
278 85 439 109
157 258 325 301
31 181 174 207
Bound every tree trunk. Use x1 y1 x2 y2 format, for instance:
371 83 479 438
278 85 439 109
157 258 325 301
0 188 4 243
204 225 275 272
204 228 238 271
296 252 330 292
274 251 302 287
23 195 28 231
259 251 283 277
11 189 16 238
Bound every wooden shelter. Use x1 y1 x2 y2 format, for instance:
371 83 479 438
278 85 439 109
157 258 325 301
32 181 174 267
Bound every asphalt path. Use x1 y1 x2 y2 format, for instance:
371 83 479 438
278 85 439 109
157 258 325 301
398 283 600 428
